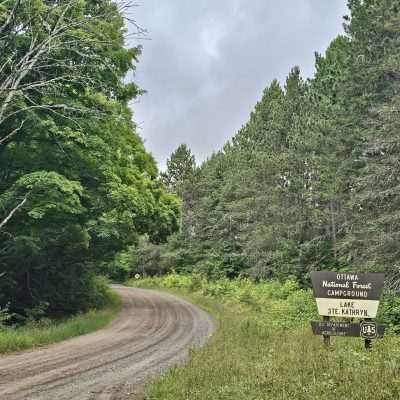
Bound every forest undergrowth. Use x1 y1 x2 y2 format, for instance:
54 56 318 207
0 288 121 354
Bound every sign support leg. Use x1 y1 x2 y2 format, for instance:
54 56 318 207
364 318 373 351
323 316 330 349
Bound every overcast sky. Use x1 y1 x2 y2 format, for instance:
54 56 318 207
129 1 349 169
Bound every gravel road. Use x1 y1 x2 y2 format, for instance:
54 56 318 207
0 286 214 400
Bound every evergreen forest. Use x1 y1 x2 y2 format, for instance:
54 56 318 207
133 0 400 290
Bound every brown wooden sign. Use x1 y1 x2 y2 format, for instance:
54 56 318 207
311 320 385 338
310 271 385 318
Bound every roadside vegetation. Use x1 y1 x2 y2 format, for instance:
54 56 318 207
0 286 121 354
128 274 400 400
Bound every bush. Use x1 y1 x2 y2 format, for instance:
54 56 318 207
87 276 114 309
128 273 317 330
285 289 317 323
0 304 11 329
128 272 400 332
377 291 400 333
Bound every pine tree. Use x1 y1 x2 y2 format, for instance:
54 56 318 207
161 144 196 196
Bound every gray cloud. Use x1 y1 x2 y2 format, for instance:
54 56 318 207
129 1 348 169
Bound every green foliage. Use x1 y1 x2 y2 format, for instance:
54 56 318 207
105 247 134 282
131 275 400 400
128 273 318 326
143 0 400 288
128 236 167 277
1 171 85 221
377 292 400 333
0 304 11 328
0 291 122 354
161 144 196 196
129 272 400 331
145 296 400 400
0 1 179 319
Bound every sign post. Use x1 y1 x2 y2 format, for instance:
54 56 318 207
310 271 386 349
323 315 330 349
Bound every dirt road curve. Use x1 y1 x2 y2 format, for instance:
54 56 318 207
0 286 214 400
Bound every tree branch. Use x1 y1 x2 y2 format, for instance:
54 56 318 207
0 197 27 231
0 120 25 145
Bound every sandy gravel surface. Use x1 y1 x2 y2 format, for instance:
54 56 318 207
0 285 214 399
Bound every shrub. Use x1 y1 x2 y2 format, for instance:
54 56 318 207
128 273 317 329
377 291 400 333
0 305 11 329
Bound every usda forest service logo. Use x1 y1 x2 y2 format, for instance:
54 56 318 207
360 321 378 339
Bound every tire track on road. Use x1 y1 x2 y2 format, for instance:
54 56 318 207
0 286 214 400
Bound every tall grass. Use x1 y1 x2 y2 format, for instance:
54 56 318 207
127 274 400 400
0 291 122 354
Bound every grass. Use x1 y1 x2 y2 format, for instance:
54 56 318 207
127 274 400 400
0 291 122 354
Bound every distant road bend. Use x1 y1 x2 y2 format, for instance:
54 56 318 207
0 285 214 400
